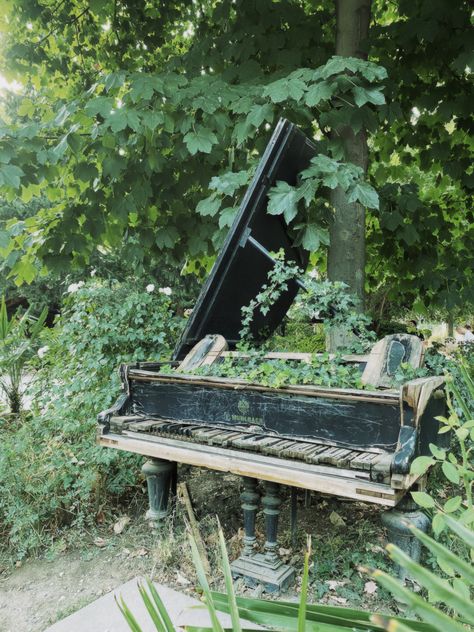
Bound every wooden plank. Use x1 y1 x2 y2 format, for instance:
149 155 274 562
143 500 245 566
178 334 228 371
99 431 401 506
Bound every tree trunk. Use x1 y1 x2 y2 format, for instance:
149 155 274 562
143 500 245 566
327 0 371 350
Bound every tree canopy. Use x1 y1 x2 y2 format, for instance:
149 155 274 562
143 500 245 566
0 0 472 317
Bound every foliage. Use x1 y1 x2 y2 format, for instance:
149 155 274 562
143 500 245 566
0 295 47 413
371 517 474 632
0 281 182 557
0 49 384 285
409 354 474 528
0 0 472 315
239 253 375 351
188 352 366 391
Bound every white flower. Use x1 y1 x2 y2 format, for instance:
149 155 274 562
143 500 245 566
66 281 85 293
90 268 97 277
159 287 172 296
146 284 155 293
37 346 49 359
308 269 319 279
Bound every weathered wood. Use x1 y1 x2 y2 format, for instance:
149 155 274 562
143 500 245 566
362 334 424 388
402 376 445 423
98 431 404 506
177 482 211 574
178 334 227 371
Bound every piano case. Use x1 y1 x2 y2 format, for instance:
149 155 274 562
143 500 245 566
97 118 447 591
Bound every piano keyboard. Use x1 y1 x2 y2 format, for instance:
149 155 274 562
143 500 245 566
124 418 385 472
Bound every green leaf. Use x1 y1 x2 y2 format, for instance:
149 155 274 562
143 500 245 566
246 103 273 128
155 226 179 249
267 181 299 223
209 171 249 196
184 127 218 155
302 224 329 251
218 207 237 229
443 496 462 513
107 110 128 133
196 195 221 217
347 182 379 209
84 96 114 118
441 461 460 485
410 456 435 476
17 98 35 117
74 163 98 182
353 86 385 107
305 80 334 106
411 492 435 509
0 164 24 189
263 77 306 103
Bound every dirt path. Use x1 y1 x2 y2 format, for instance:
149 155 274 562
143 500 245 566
0 544 158 632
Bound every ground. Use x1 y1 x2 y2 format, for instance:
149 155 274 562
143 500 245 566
0 468 401 632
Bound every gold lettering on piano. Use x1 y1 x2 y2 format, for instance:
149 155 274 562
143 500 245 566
230 414 264 425
233 398 263 425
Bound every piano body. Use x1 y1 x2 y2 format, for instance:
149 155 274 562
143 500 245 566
98 119 447 591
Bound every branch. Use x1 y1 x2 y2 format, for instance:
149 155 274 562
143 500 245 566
35 7 89 48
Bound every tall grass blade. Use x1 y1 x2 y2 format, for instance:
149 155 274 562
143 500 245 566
136 581 167 632
386 544 474 621
145 578 176 632
444 514 474 549
409 525 474 584
372 569 466 632
115 595 143 632
449 379 472 422
0 296 9 340
188 531 225 632
217 519 242 632
211 592 433 632
372 615 423 632
458 360 474 406
298 536 310 632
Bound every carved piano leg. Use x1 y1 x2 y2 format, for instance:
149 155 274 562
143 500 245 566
241 477 260 557
142 458 175 525
381 494 430 580
231 479 295 593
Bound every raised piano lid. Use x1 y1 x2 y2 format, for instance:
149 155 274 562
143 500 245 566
173 118 318 360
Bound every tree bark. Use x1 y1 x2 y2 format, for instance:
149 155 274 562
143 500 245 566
327 0 371 350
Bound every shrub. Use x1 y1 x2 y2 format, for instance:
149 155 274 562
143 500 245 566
0 280 183 558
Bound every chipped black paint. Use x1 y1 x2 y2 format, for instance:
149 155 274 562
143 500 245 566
130 380 401 451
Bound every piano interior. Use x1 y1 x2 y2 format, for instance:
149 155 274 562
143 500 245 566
97 119 448 592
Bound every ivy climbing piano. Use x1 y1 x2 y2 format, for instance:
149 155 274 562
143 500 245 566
97 119 447 591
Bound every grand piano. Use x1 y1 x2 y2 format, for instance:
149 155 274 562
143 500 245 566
98 119 446 590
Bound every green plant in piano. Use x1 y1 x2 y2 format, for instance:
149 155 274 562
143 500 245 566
409 355 473 526
0 295 47 414
0 281 182 558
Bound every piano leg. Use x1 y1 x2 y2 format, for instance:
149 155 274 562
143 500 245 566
230 478 295 593
241 477 259 557
142 458 176 525
381 493 430 580
262 481 281 564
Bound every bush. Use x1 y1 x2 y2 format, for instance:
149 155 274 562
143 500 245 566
0 280 183 558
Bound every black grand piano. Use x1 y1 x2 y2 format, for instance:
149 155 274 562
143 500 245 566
98 119 446 590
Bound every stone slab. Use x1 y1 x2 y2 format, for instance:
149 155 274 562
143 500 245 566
45 577 261 631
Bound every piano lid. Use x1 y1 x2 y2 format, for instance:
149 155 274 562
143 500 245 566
173 118 318 360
